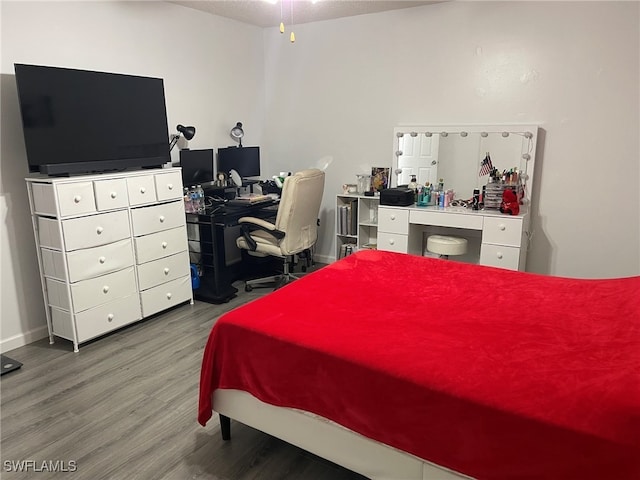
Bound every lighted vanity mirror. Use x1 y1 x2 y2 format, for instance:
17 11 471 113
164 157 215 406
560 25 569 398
391 125 538 202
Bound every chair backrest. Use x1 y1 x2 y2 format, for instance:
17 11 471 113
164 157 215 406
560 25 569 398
274 169 325 255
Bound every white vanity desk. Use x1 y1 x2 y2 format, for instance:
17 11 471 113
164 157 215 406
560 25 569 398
377 204 530 271
382 123 539 271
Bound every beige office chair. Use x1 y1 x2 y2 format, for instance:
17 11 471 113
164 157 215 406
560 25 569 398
236 168 325 291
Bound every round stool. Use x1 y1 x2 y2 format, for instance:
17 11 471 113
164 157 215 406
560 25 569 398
426 235 468 259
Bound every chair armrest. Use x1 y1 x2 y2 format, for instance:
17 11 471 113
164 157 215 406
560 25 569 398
238 216 285 251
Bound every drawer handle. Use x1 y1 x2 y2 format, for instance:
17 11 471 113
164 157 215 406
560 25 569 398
96 226 104 235
496 252 503 259
499 224 506 231
110 192 117 199
99 256 106 264
163 267 170 275
107 314 114 322
167 184 174 190
159 215 165 223
389 239 395 245
103 285 110 294
390 215 396 220
166 292 172 300
162 241 168 249
74 195 82 203
140 187 146 194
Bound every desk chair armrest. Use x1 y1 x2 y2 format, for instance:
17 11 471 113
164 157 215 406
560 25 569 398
238 216 285 252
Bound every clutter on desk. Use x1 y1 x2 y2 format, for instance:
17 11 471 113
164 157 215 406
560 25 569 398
342 183 358 194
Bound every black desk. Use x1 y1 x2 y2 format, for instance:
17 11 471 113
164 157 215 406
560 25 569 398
185 200 279 304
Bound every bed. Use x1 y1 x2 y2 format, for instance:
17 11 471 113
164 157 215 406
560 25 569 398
198 250 640 479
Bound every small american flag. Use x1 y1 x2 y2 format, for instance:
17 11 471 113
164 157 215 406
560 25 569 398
479 153 493 176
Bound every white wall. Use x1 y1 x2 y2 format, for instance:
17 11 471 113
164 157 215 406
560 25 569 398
260 1 639 278
1 1 639 351
1 1 265 351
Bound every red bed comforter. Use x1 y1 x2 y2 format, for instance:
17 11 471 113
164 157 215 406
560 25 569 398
199 250 640 479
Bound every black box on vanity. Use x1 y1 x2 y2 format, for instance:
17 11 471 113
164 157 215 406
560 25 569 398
380 188 414 206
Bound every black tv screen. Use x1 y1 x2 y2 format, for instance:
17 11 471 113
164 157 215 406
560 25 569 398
217 146 261 179
14 63 171 175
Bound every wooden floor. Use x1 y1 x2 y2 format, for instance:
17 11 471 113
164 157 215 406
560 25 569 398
1 272 366 480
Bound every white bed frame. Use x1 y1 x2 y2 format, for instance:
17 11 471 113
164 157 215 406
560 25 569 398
213 389 472 480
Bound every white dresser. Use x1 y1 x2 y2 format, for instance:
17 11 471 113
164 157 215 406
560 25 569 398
26 168 193 352
377 205 530 271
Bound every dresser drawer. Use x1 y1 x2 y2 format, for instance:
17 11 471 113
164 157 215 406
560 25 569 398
137 251 190 291
94 178 129 211
74 294 142 343
480 244 521 270
134 226 187 264
127 175 157 205
378 207 409 234
155 171 183 201
482 217 523 247
55 182 97 217
32 182 97 217
130 201 185 236
377 232 409 253
47 268 137 312
62 210 131 251
140 275 191 317
41 238 134 283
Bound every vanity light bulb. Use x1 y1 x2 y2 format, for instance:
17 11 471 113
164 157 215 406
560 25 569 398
460 131 468 137
481 132 488 137
395 150 403 157
280 22 285 33
410 132 418 137
425 132 432 137
522 153 531 160
502 132 510 137
524 131 533 139
396 132 404 138
440 132 448 137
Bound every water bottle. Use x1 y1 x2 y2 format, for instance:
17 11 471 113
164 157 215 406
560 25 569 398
196 184 205 212
183 187 193 213
190 186 198 213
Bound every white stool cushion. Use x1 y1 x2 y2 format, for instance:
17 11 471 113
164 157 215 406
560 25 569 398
426 235 468 256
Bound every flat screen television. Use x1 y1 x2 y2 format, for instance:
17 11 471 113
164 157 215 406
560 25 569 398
217 146 261 179
14 63 171 176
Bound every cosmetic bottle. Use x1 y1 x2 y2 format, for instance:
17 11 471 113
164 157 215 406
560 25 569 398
472 189 480 210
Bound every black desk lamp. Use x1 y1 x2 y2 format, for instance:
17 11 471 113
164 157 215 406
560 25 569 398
169 124 196 151
230 122 244 147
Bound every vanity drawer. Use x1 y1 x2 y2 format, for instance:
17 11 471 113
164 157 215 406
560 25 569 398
127 175 157 205
482 217 523 247
377 232 409 253
137 250 190 291
140 275 191 317
480 244 521 271
134 225 188 264
41 238 134 283
378 207 409 234
62 210 131 251
410 210 483 230
131 200 185 236
74 294 142 343
94 178 129 211
155 171 183 201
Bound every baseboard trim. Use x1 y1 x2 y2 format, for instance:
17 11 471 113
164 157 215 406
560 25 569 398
1 326 49 354
314 254 335 265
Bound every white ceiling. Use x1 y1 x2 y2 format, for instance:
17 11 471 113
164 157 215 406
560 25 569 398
170 0 440 28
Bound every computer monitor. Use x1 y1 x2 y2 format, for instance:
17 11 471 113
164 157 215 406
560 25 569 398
180 149 214 186
217 146 261 179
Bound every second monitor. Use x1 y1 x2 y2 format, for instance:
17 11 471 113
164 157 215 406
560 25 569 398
217 146 260 179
